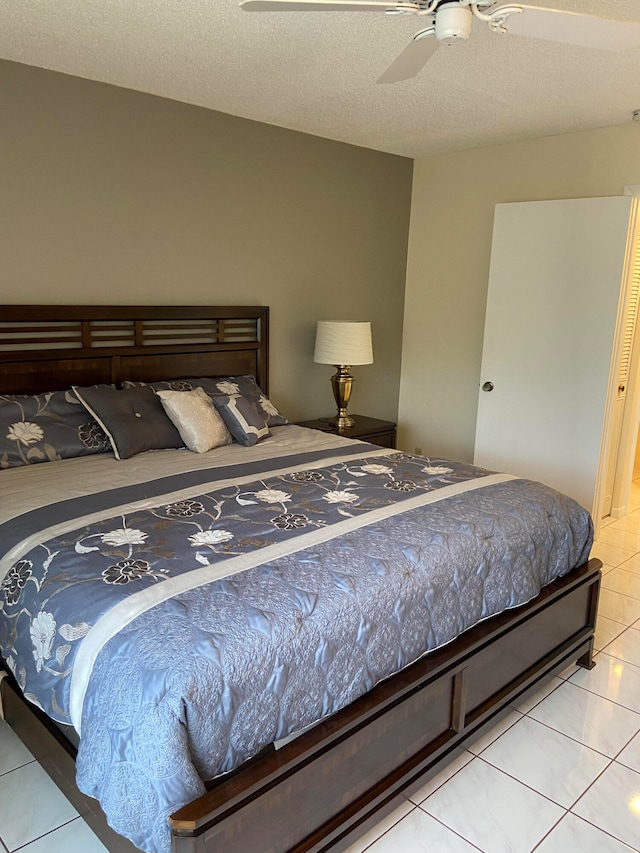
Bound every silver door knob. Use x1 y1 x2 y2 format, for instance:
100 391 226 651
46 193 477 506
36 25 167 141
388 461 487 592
482 381 494 392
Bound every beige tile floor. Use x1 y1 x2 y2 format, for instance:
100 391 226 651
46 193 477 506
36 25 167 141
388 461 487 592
2 485 640 853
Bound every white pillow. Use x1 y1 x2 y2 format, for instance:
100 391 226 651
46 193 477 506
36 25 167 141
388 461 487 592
156 387 232 453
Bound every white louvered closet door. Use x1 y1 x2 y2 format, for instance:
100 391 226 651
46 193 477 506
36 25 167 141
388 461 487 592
602 231 640 516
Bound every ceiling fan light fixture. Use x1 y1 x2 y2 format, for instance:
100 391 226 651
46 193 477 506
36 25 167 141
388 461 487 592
240 0 640 83
435 2 472 43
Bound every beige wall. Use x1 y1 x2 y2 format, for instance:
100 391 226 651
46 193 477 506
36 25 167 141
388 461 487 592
0 60 412 423
398 123 640 461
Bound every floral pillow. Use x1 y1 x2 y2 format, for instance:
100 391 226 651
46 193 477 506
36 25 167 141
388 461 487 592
209 376 288 427
0 389 111 469
122 375 288 428
211 395 270 447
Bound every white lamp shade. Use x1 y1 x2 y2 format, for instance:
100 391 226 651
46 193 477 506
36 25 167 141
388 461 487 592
314 321 373 366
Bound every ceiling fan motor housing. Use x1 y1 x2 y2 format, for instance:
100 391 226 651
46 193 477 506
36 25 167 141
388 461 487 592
435 2 472 44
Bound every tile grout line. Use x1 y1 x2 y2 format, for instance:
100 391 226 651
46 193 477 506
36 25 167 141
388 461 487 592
567 794 640 853
0 758 36 780
11 815 82 852
473 753 581 813
565 658 640 716
409 752 475 806
349 802 418 853
528 809 567 852
414 804 485 852
519 705 624 761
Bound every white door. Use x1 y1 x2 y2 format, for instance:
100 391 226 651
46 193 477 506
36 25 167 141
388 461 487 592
474 197 636 514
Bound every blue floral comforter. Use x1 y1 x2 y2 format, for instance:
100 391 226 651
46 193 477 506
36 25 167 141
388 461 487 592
0 439 592 853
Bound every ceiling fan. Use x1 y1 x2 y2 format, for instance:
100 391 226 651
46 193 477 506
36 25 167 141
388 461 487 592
239 0 640 83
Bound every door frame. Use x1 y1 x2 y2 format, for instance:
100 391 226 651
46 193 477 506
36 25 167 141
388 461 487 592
604 199 640 522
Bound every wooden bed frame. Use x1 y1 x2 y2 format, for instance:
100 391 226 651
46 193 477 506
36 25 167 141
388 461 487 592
0 305 602 853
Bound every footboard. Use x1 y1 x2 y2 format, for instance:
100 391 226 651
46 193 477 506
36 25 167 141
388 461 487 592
170 558 601 853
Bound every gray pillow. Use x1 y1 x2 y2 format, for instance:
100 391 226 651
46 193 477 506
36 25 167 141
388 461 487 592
212 394 270 447
0 389 110 470
122 375 288 427
73 385 183 460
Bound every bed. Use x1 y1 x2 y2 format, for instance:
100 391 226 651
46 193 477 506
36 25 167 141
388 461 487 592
0 305 601 853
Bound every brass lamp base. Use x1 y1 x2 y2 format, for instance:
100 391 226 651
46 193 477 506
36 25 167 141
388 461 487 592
327 412 355 430
328 365 355 431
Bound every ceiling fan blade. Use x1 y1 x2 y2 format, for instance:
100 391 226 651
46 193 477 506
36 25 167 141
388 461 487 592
240 0 414 11
502 5 640 52
377 30 439 83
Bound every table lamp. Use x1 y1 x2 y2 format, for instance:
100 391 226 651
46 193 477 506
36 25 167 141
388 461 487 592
314 320 373 430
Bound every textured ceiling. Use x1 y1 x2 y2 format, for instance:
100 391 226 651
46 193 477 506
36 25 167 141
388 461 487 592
1 0 639 157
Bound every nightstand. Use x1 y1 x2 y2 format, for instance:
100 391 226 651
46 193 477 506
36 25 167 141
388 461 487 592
296 415 397 449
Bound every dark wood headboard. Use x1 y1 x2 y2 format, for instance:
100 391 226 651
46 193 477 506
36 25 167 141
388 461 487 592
0 305 269 395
